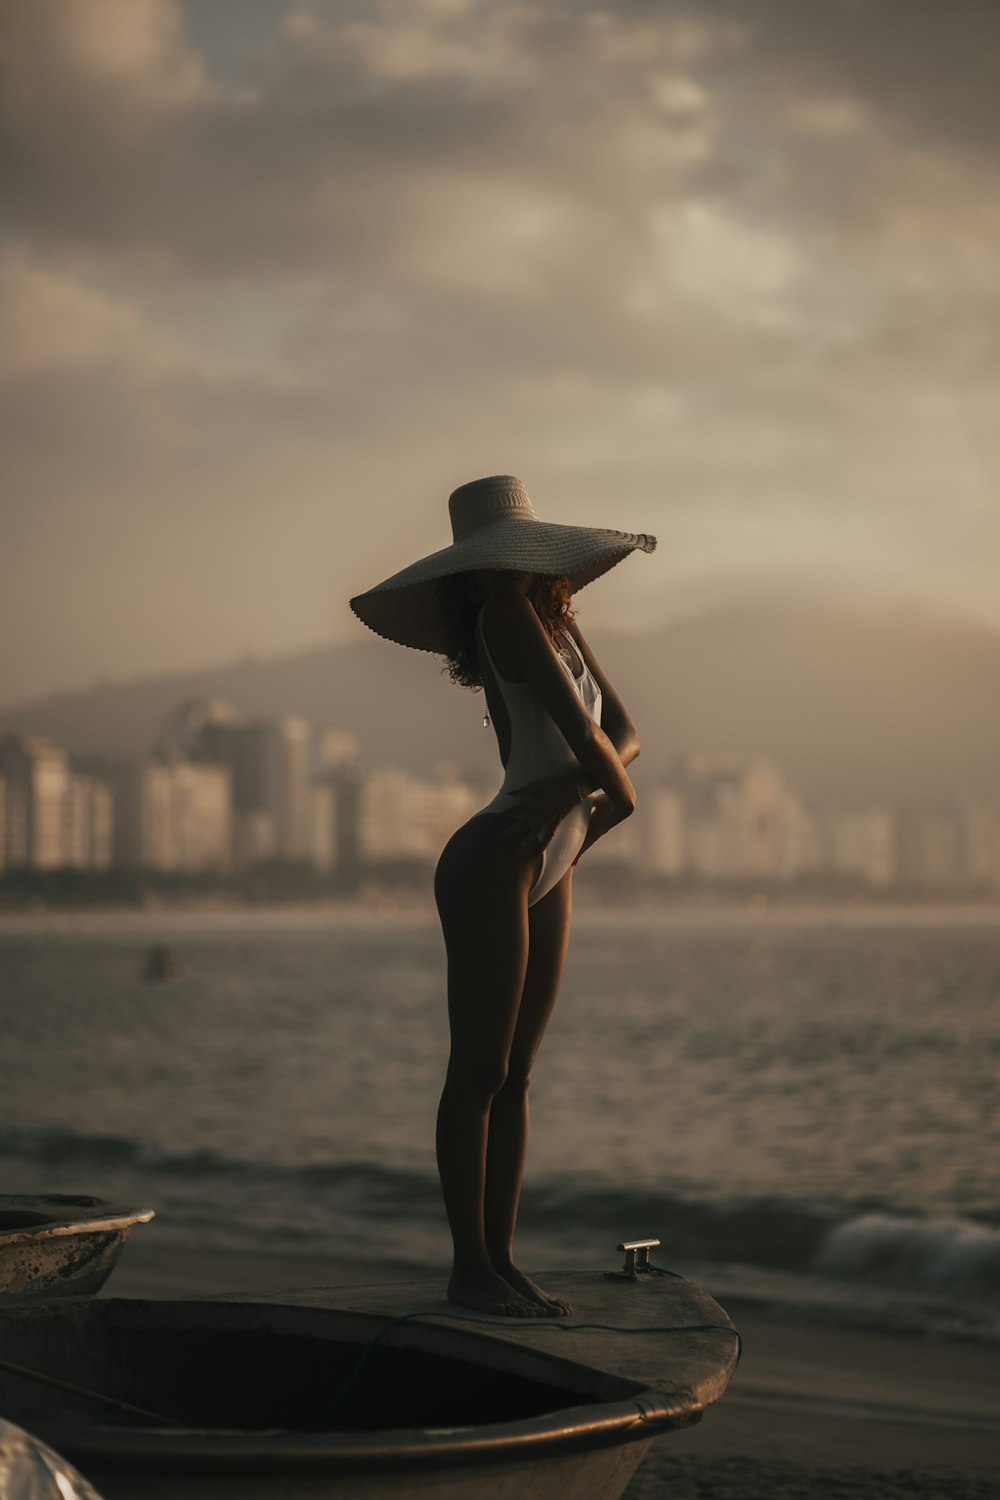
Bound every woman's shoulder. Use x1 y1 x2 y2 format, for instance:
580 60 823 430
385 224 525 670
479 589 540 640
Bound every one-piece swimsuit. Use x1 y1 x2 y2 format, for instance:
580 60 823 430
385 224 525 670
471 603 602 907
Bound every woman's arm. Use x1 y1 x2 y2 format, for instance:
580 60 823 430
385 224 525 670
482 592 636 819
564 616 640 780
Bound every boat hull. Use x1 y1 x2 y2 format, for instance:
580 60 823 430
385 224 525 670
79 1440 651 1500
0 1196 155 1306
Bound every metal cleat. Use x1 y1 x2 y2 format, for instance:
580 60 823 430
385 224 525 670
604 1238 661 1281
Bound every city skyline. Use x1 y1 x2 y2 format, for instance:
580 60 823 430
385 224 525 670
3 1 1000 705
2 587 998 818
2 700 998 897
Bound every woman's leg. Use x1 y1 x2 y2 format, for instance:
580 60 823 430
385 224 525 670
434 815 546 1316
484 866 574 1313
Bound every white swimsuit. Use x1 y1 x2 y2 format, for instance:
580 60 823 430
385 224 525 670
472 603 603 906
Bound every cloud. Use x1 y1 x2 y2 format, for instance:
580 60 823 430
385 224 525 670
3 0 996 404
635 200 804 328
1 0 209 121
0 248 228 377
0 1 726 273
0 251 152 377
1 0 1000 701
708 0 1000 160
3 0 995 390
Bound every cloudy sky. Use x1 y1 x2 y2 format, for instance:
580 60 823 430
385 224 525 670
2 0 998 706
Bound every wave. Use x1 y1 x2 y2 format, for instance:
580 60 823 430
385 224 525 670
3 1125 998 1297
815 1211 1000 1289
0 1125 442 1200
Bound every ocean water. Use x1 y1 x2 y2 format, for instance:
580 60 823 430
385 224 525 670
1 907 998 1343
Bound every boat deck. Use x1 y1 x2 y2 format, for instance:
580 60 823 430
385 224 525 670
212 1265 740 1424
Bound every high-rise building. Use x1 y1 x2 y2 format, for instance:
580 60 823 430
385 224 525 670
895 803 966 890
311 780 337 873
197 716 313 863
643 787 686 875
0 734 71 869
662 753 806 881
783 801 827 879
100 752 231 872
959 801 1000 892
314 728 360 776
153 698 239 757
359 768 480 862
826 806 895 887
166 755 232 872
736 761 807 880
64 771 114 870
331 760 364 879
153 700 360 869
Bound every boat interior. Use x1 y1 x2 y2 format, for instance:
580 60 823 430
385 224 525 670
0 1297 642 1436
0 1196 105 1234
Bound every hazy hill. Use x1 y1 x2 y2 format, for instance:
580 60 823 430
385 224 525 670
1 593 998 808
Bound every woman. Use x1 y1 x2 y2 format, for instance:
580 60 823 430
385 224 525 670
350 475 656 1317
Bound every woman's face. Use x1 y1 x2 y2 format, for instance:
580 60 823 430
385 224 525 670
470 568 534 598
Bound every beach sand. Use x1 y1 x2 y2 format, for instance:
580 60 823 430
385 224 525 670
630 1301 1000 1499
105 1239 1000 1498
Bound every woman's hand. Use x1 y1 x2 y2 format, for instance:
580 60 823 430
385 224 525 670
497 774 585 855
571 792 629 864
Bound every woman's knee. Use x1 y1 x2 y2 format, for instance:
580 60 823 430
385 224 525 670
444 1058 509 1107
499 1061 531 1100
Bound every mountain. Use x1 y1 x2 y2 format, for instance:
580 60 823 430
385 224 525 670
1 591 998 808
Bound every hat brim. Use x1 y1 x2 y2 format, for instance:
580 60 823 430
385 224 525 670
349 518 656 653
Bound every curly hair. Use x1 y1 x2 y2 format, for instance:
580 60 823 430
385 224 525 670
436 573 576 691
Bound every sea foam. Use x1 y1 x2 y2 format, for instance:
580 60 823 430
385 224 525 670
815 1211 1000 1289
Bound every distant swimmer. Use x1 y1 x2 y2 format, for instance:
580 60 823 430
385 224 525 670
351 476 655 1318
142 943 182 982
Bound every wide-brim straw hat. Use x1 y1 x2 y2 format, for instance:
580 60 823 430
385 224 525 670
349 475 657 653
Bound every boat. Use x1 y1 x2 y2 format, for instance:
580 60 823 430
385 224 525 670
0 1196 155 1307
0 1260 739 1499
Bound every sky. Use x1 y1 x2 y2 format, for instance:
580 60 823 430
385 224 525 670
2 0 999 707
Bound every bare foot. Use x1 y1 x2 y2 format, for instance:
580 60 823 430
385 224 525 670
447 1266 546 1317
494 1263 573 1316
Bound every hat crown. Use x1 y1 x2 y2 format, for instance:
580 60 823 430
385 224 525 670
449 475 538 542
